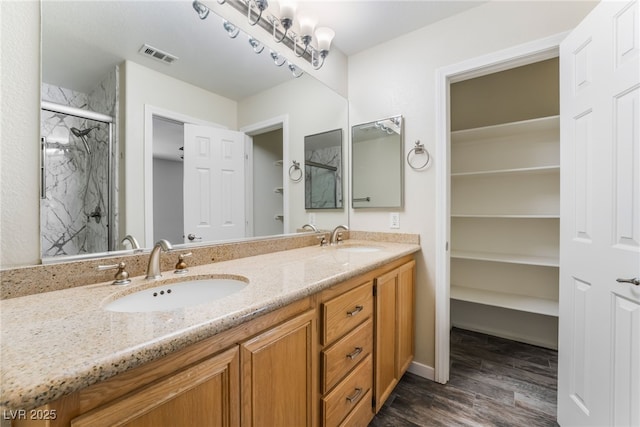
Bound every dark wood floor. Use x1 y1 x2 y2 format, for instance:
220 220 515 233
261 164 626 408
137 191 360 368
370 328 559 426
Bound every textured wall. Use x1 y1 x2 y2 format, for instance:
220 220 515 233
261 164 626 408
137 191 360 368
1 1 41 267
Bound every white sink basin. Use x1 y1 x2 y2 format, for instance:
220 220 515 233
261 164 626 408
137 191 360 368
105 277 248 313
337 246 382 253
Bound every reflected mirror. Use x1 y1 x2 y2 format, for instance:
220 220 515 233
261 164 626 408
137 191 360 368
305 129 343 209
38 0 349 263
352 116 403 208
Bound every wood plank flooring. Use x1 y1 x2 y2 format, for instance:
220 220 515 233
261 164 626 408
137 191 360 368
369 328 558 426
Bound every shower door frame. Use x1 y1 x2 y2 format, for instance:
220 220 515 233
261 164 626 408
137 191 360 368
40 101 115 252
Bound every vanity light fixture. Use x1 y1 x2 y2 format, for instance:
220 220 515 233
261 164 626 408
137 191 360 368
192 0 210 19
223 20 240 38
294 15 315 57
270 50 287 66
191 0 335 71
247 0 269 25
312 26 335 70
248 36 265 53
270 0 296 43
288 61 304 78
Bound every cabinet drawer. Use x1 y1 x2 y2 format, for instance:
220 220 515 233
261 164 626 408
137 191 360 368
322 318 373 393
323 282 373 344
339 389 373 427
322 354 372 427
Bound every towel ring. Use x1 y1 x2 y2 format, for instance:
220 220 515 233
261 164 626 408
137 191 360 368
289 160 303 182
407 140 430 170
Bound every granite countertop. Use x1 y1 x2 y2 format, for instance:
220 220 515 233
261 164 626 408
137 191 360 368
0 239 419 411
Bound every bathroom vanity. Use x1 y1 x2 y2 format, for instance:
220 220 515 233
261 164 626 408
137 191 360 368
1 237 418 426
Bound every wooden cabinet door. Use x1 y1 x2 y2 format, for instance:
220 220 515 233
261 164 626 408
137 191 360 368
240 310 316 427
374 260 415 412
396 260 415 376
374 269 398 412
71 347 240 427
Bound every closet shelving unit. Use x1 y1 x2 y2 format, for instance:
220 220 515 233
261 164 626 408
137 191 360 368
450 115 560 318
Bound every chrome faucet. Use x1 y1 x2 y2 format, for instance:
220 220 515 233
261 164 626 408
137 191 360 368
330 225 349 245
301 223 318 232
121 234 141 250
146 239 173 279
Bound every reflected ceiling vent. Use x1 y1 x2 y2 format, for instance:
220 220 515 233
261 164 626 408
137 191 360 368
138 44 178 65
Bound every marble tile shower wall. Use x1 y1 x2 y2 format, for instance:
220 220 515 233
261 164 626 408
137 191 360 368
305 145 342 208
40 67 119 258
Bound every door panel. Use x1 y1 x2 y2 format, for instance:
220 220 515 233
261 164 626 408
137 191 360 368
184 125 245 243
558 1 640 426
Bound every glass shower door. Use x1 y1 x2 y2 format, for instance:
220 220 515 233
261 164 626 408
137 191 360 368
40 110 111 257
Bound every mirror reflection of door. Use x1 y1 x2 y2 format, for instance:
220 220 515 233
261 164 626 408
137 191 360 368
151 116 246 245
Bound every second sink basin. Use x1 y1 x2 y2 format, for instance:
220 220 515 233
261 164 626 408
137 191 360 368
105 276 249 313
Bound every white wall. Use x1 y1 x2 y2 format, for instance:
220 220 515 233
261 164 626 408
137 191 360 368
238 74 349 232
0 1 41 267
121 61 237 244
347 0 597 369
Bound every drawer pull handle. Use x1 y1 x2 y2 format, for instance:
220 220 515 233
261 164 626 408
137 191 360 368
346 347 363 360
346 305 364 317
346 387 363 403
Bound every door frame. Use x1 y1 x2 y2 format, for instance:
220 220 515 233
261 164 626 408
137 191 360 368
143 105 226 247
433 33 567 384
240 115 290 235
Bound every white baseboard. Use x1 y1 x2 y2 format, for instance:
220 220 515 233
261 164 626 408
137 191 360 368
407 361 435 381
452 320 558 350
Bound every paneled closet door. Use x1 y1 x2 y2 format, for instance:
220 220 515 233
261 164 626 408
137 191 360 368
558 1 640 426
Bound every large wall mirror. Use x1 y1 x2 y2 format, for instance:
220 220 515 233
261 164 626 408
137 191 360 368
37 1 349 265
352 116 403 208
304 129 343 209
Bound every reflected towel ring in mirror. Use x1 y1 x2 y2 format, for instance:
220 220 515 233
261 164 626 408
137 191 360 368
289 160 303 182
407 140 431 170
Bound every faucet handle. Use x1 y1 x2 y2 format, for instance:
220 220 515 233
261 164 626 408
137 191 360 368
97 262 131 285
336 232 344 244
317 235 328 247
174 252 193 275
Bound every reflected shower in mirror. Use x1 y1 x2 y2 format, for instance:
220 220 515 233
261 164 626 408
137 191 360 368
40 102 115 258
352 116 403 209
305 129 343 209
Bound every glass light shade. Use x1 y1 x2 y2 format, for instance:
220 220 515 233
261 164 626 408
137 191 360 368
315 27 335 52
279 0 296 21
298 16 316 38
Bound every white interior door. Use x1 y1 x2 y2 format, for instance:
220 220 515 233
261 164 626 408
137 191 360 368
558 1 639 426
183 124 246 243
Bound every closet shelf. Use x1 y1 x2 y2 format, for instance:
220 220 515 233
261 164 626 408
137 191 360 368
451 214 560 219
451 115 560 144
451 250 559 267
451 165 559 178
451 285 559 317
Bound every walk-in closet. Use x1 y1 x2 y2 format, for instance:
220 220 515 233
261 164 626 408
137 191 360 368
449 58 560 350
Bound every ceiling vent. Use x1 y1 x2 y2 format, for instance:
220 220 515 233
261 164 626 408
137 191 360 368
139 44 178 65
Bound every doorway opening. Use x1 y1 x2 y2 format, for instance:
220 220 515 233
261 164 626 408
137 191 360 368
242 115 290 237
434 33 567 385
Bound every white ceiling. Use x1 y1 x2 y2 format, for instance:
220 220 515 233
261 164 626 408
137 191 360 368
42 1 485 101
